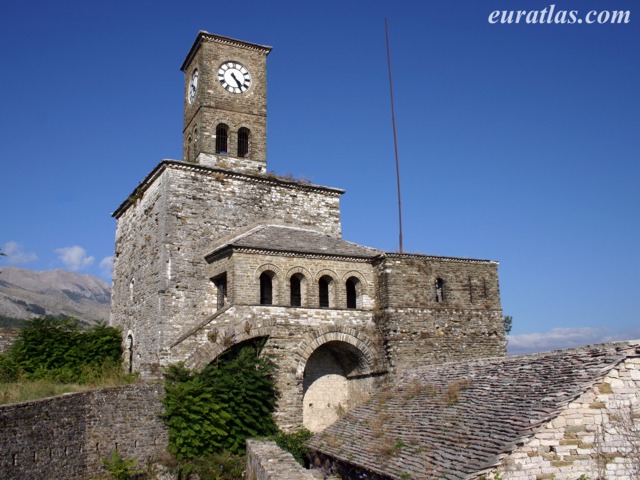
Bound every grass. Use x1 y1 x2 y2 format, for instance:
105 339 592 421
0 363 138 405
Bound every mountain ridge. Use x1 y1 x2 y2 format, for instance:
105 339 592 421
0 266 111 324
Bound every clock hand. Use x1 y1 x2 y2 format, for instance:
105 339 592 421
230 72 243 88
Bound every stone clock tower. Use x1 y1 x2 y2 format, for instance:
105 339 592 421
181 31 272 172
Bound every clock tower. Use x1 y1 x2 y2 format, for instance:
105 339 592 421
181 31 272 172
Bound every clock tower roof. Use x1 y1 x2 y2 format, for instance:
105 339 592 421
180 31 272 72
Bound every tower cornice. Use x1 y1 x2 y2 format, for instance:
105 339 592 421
180 31 272 72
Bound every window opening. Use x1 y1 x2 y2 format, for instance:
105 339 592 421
238 127 250 157
290 274 302 307
215 124 229 154
435 278 445 302
346 277 359 309
319 276 331 308
260 272 273 305
213 274 227 309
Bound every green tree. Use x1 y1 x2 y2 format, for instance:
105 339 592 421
2 317 122 382
503 315 513 335
162 343 278 459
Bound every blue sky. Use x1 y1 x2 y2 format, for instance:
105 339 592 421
1 0 638 354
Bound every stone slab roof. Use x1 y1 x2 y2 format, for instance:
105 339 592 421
307 340 640 480
206 224 383 260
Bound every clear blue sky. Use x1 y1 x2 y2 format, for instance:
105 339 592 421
1 0 638 354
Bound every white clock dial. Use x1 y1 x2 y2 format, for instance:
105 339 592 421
218 61 252 94
188 69 199 104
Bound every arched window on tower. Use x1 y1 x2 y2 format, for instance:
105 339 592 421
290 274 302 307
237 127 250 158
215 123 229 154
260 272 274 305
319 276 332 308
346 277 360 309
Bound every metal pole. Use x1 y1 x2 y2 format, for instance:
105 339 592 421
385 18 404 253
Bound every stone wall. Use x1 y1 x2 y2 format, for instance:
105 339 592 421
208 250 377 310
0 383 167 480
377 254 505 373
168 304 387 431
111 160 344 377
246 440 320 480
501 355 640 479
0 328 19 353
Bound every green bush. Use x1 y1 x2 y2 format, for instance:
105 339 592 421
162 343 278 460
0 317 123 384
273 428 313 466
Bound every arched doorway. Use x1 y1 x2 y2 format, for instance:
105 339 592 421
302 341 371 432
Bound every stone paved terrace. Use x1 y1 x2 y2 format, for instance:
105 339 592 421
307 340 640 479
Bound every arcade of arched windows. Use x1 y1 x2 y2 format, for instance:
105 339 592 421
253 266 369 310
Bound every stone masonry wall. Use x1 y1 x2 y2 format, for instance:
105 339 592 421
168 304 387 431
112 173 168 376
0 382 167 480
246 440 320 480
377 254 505 373
0 328 19 354
499 355 640 479
208 251 377 310
182 34 270 166
111 161 344 377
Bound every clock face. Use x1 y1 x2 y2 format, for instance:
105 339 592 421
218 61 252 94
188 69 198 104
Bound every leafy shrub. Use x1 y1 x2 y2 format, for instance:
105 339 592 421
174 451 245 480
2 317 122 382
100 450 143 480
273 428 313 466
162 343 278 460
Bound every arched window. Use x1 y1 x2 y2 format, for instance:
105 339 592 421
125 333 134 373
237 127 250 158
260 272 273 305
435 277 445 302
346 277 360 309
290 274 302 307
215 123 229 154
319 276 332 308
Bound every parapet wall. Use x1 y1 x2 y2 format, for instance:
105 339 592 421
0 328 19 354
0 382 167 480
246 440 320 480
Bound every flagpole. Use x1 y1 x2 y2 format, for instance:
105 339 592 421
385 18 404 253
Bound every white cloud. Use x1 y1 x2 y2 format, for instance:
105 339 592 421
2 241 38 264
55 245 94 271
99 256 114 279
507 326 635 355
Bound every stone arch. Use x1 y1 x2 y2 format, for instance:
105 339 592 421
125 330 134 373
315 269 338 308
295 328 377 379
432 275 447 303
297 330 377 432
342 270 368 309
286 266 311 307
184 322 278 371
256 264 282 305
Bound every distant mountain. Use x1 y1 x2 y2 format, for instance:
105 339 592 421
0 267 111 325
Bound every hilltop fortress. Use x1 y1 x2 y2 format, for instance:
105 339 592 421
109 31 506 432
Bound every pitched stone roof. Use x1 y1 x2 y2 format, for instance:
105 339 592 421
307 341 640 480
206 224 382 260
